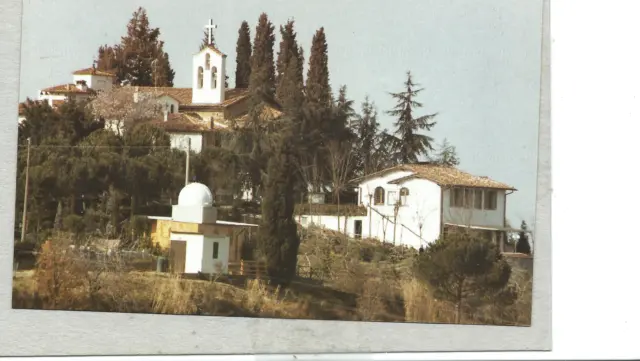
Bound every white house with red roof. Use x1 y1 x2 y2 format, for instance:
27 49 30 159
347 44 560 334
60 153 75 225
18 66 116 123
298 163 522 251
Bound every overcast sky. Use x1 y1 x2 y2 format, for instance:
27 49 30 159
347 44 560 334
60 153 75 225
18 0 543 227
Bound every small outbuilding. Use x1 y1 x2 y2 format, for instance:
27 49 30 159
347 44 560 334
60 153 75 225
148 182 258 275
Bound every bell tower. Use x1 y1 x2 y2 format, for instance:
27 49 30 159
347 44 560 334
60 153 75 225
192 19 226 104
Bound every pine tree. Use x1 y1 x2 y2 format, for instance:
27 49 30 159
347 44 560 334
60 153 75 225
386 71 437 164
257 133 300 284
235 21 252 89
431 138 460 167
516 221 532 254
249 13 276 100
415 231 515 324
306 27 332 109
276 20 304 107
95 7 175 87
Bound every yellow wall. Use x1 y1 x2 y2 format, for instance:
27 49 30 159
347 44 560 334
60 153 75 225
150 219 252 262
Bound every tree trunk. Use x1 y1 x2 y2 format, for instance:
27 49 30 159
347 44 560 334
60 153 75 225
336 192 341 234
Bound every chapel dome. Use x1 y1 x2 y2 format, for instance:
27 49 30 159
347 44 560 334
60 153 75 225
178 182 214 207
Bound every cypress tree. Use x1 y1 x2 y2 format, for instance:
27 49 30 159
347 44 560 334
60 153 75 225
235 21 252 89
352 96 380 176
249 13 276 100
276 20 304 111
305 27 332 109
516 221 532 254
200 29 216 50
257 133 300 284
386 71 438 164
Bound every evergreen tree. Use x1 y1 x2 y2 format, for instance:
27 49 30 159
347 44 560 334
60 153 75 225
306 27 332 108
415 231 515 323
200 29 216 50
276 20 304 107
249 13 276 100
516 221 532 254
431 138 460 167
95 7 175 87
386 71 437 164
235 21 252 89
257 133 300 284
352 96 381 176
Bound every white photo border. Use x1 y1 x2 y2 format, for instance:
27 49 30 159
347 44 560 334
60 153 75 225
0 0 551 356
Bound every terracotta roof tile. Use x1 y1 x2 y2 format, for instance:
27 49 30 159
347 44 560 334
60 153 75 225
147 113 212 133
133 87 249 107
197 45 227 57
40 83 96 95
73 67 117 77
353 163 516 190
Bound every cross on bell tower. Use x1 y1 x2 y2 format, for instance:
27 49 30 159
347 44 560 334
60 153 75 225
204 19 217 46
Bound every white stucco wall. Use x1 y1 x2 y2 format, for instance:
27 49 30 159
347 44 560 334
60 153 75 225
299 215 367 239
156 95 180 113
37 93 67 105
201 236 230 274
170 233 204 274
192 48 226 104
442 188 506 228
170 133 203 153
72 74 113 92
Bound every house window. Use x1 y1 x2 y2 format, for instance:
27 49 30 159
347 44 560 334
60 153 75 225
211 66 218 89
212 242 219 259
484 190 498 210
374 187 385 205
197 67 204 89
388 191 398 205
464 189 474 208
205 53 211 70
170 104 175 113
400 187 409 205
474 189 483 210
451 188 465 207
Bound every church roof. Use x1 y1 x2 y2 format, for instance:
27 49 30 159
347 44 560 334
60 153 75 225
72 67 117 77
147 113 212 133
196 44 227 57
133 87 249 107
40 83 97 95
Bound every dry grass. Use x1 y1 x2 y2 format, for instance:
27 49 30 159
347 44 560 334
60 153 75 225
13 228 532 325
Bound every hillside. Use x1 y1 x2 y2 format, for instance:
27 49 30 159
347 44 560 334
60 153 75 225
12 226 532 325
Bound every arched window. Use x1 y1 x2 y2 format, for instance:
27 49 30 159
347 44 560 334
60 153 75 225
170 104 175 113
374 187 385 205
211 66 218 89
400 187 409 205
205 53 211 70
197 67 204 89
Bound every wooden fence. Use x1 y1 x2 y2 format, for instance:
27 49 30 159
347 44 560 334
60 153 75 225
228 260 267 278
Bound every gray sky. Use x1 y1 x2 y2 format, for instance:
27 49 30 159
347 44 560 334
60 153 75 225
18 0 543 227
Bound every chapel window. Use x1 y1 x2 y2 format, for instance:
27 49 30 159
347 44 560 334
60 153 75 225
197 66 204 89
211 66 218 89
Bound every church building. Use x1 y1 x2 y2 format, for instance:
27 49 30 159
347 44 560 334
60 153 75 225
135 19 282 153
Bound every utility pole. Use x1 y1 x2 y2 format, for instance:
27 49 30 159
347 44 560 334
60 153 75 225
20 138 31 243
185 138 191 186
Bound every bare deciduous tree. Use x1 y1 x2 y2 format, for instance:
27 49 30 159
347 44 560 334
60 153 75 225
326 139 355 234
88 86 163 135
